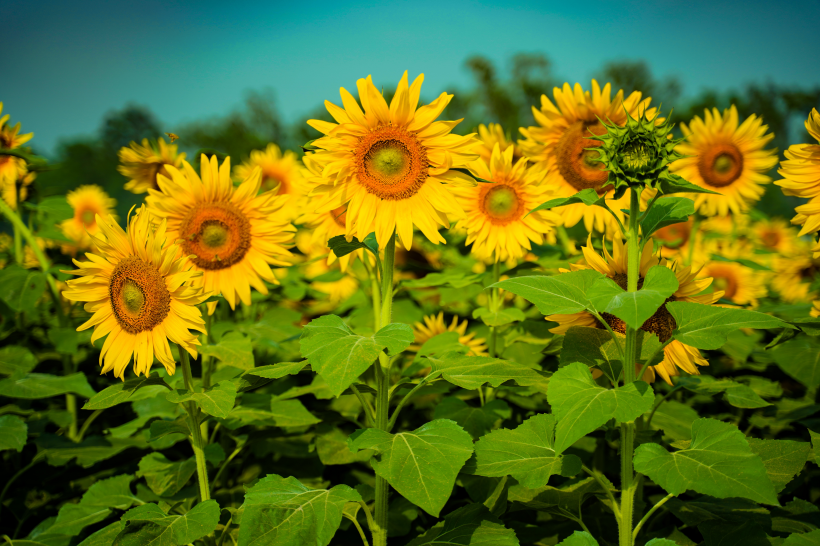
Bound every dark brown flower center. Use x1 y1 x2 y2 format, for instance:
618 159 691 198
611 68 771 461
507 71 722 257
654 221 691 249
180 202 251 270
555 121 609 194
109 256 171 333
599 272 677 342
356 126 429 201
698 143 743 188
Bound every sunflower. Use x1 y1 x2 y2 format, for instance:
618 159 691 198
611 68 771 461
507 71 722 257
476 123 521 163
812 299 820 318
62 207 208 379
298 201 369 272
652 219 693 260
303 72 480 250
670 105 777 216
145 155 295 309
750 218 798 257
699 260 767 307
518 80 657 233
451 143 558 263
771 244 820 303
412 312 488 356
60 185 118 256
0 103 34 210
547 237 723 384
234 144 308 220
118 137 186 194
776 108 820 235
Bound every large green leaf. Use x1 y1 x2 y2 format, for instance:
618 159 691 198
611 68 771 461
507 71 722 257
0 373 96 399
747 438 810 493
559 327 663 383
315 427 374 465
115 501 220 546
473 414 582 488
416 331 468 358
79 474 141 510
771 335 820 388
0 414 27 452
492 269 604 316
530 188 607 214
677 376 771 409
83 376 170 410
639 197 695 238
587 266 679 330
402 271 483 289
473 307 526 327
0 265 47 312
349 419 474 516
433 397 509 440
35 504 111 540
35 434 146 467
0 345 37 377
508 475 615 519
428 352 547 391
633 418 778 505
406 503 520 546
137 453 196 497
77 523 121 546
373 323 415 355
224 400 320 429
667 302 790 349
548 362 654 453
199 331 254 370
166 381 237 419
238 474 361 546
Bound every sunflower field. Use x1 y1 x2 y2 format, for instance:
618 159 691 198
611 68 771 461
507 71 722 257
1 65 820 546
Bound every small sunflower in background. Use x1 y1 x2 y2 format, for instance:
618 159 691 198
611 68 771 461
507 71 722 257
303 71 480 250
412 312 488 356
771 241 820 304
652 219 694 260
298 203 372 272
118 137 186 194
0 102 34 210
750 217 798 256
812 299 820 318
777 108 820 236
699 260 767 308
145 155 295 310
519 80 657 234
62 207 208 379
59 185 118 256
547 237 723 384
234 143 308 220
451 143 558 263
476 123 521 163
671 105 777 216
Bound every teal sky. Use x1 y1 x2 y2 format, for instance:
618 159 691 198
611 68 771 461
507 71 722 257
3 0 818 155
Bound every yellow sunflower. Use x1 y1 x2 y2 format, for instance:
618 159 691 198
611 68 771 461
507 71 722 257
776 109 820 235
812 299 820 318
451 143 558 263
771 244 819 303
652 219 694 260
62 207 208 379
60 185 118 256
699 260 767 307
118 137 186 194
670 105 777 216
303 71 480 250
298 201 369 272
0 102 34 210
750 218 797 256
547 237 723 384
234 143 308 220
412 312 488 356
518 80 657 233
476 123 521 163
145 155 295 309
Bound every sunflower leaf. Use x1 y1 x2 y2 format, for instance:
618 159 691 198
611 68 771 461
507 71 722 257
667 301 792 350
373 323 414 356
0 415 27 452
473 306 526 327
406 503 520 546
676 376 771 409
771 335 820 388
0 265 46 312
657 173 721 195
165 381 237 419
199 331 254 371
117 500 220 546
555 531 600 546
492 269 605 316
83 376 170 410
747 438 811 493
427 352 548 391
587 265 679 330
709 254 771 271
640 197 695 238
528 189 609 216
559 327 663 384
327 234 379 258
0 373 96 399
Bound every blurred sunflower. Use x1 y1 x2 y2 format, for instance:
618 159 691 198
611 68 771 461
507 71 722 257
776 109 820 234
518 80 656 233
548 237 723 384
0 102 34 210
145 155 295 309
60 185 118 256
652 219 693 260
771 246 820 303
476 123 521 163
411 312 488 356
303 71 480 250
670 105 777 216
750 218 797 256
118 137 186 194
62 207 208 379
234 144 308 220
812 299 820 318
700 260 767 307
452 143 558 263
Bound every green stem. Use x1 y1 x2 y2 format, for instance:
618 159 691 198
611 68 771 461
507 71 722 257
582 465 621 522
212 444 244 489
633 493 675 538
488 260 501 359
13 223 23 264
63 355 79 441
555 225 576 256
180 348 211 502
76 409 103 442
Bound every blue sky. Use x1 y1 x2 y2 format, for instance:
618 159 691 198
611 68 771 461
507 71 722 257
2 0 818 155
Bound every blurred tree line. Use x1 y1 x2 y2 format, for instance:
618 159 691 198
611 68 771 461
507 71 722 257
34 54 820 219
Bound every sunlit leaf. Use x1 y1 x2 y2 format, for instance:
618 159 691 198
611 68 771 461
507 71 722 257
115 500 220 546
199 331 254 370
166 381 237 419
639 197 695 238
428 352 547 391
667 302 790 349
587 266 679 330
83 377 169 410
493 269 604 316
0 414 27 452
0 373 96 399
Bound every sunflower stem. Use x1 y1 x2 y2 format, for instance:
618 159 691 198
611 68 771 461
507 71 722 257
555 225 576 256
180 347 211 503
488 260 501 359
200 309 214 441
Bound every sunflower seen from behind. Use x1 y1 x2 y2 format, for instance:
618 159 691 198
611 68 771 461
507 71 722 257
234 143 308 220
303 71 480 250
62 207 208 379
146 154 295 309
119 137 186 194
60 185 118 256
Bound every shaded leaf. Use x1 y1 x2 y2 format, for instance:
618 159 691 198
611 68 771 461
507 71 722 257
433 397 508 440
428 352 547 391
0 265 46 312
137 453 196 497
243 361 306 379
199 331 254 370
473 307 526 327
116 500 220 546
771 335 820 388
166 381 237 419
747 438 810 493
0 345 37 377
83 377 170 410
587 266 679 330
0 373 95 399
668 301 790 349
0 414 27 452
407 503 520 546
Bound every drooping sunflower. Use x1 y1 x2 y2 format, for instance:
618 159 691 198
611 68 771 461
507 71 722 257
771 243 820 303
777 109 820 236
234 144 308 220
518 80 657 233
303 72 480 250
476 123 521 163
118 137 186 194
60 185 118 256
411 312 488 356
451 143 558 263
62 207 208 379
0 102 34 210
547 237 723 384
670 105 777 216
145 155 295 309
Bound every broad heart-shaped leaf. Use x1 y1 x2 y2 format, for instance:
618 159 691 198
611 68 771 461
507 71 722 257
116 500 220 546
402 271 483 289
508 475 616 518
529 188 607 215
373 323 414 356
667 301 790 350
137 453 196 497
771 335 820 388
556 531 599 546
472 414 582 488
587 266 679 330
78 522 121 546
0 345 37 377
427 352 547 391
349 419 474 516
677 376 771 409
300 314 384 396
560 327 663 384
199 331 254 370
83 376 170 410
492 269 605 316
406 503 520 546
238 474 361 546
0 265 46 312
0 414 27 452
472 306 526 327
633 418 779 505
0 373 96 399
548 363 654 453
166 381 237 419
34 503 111 540
639 197 695 238
79 474 141 510
747 438 811 493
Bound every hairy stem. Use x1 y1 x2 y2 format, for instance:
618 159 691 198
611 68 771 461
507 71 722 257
633 492 675 538
180 348 211 502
